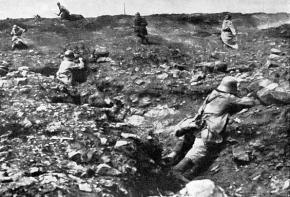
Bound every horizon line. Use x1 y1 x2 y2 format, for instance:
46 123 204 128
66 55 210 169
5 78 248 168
1 11 290 20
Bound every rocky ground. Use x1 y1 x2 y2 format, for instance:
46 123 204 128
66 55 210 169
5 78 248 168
0 13 289 197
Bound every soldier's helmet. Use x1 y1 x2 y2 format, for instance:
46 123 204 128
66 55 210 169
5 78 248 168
64 50 75 61
57 2 60 6
224 14 232 20
217 76 238 95
135 12 140 16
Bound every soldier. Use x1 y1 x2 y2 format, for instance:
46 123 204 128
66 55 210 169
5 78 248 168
168 76 258 181
56 50 86 86
57 2 70 20
221 14 238 49
134 12 149 44
11 25 27 50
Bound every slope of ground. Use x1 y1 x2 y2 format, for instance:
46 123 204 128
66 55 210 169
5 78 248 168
0 13 289 197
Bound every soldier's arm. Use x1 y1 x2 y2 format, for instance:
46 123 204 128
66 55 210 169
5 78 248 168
230 95 257 108
19 27 26 33
228 21 237 35
57 9 61 16
71 58 85 69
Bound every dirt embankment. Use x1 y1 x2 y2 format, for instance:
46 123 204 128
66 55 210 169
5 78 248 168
0 13 289 197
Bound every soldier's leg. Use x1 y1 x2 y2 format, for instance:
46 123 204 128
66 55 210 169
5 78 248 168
172 138 207 174
12 42 16 50
163 133 195 165
57 73 73 85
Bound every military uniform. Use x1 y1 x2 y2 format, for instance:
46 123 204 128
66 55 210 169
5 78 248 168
57 3 70 20
11 25 27 50
56 50 86 85
134 13 149 44
172 76 257 178
221 15 238 49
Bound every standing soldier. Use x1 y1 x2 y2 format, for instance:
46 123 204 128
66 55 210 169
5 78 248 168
134 12 149 44
57 2 70 20
221 14 238 49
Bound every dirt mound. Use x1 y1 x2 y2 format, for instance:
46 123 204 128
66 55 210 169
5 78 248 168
0 13 290 196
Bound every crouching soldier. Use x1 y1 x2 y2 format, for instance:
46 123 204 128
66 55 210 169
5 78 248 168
56 50 87 86
168 76 258 181
134 12 149 44
11 25 27 50
57 2 70 20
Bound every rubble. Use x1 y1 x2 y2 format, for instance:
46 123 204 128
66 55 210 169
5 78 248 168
178 179 228 197
0 14 289 197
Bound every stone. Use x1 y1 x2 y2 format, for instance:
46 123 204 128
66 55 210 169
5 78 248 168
125 115 145 126
46 121 63 133
15 177 37 187
29 167 44 176
282 179 290 190
15 77 28 86
268 54 281 61
121 133 140 139
114 140 130 149
97 57 113 63
22 118 32 128
270 48 281 55
0 80 11 88
100 137 108 145
93 47 109 57
135 79 145 85
36 105 48 112
257 88 290 105
96 164 121 176
232 147 250 163
214 61 228 73
18 66 29 71
0 66 8 77
79 183 92 192
68 150 82 162
265 60 281 68
157 73 169 80
191 71 205 82
139 96 151 107
199 62 215 73
179 179 228 197
144 105 176 118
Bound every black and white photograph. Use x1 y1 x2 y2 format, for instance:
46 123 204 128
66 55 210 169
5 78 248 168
0 0 289 196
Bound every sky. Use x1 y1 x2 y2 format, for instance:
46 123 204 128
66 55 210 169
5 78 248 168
0 0 289 19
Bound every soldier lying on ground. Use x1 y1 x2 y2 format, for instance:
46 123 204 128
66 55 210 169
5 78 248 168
164 76 259 182
134 12 149 44
56 50 88 86
11 25 28 50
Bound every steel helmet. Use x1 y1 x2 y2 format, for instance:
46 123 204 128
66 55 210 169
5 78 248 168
64 50 75 60
217 76 238 94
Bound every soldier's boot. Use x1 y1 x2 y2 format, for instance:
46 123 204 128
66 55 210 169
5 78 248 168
171 157 193 183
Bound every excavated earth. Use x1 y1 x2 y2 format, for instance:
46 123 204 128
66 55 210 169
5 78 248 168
0 13 289 197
